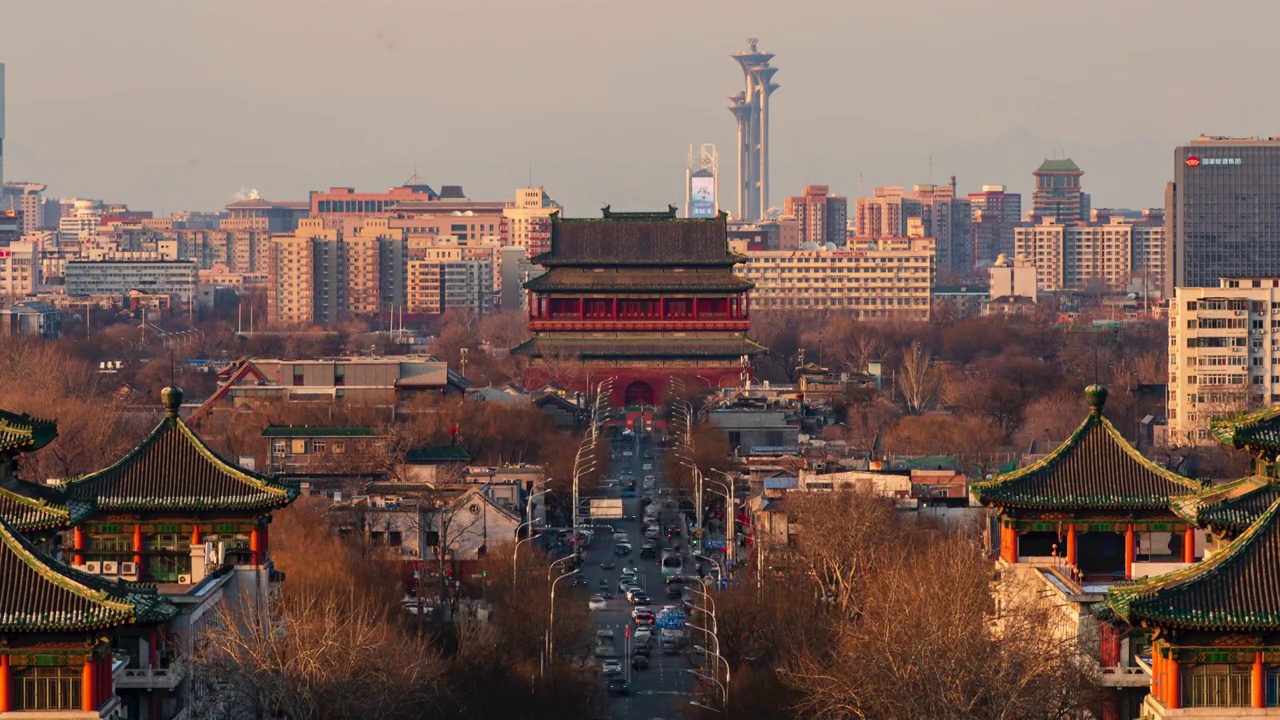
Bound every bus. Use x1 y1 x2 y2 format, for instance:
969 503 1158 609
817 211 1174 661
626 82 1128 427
661 550 684 580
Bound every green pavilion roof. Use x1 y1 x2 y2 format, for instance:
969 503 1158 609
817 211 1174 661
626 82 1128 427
971 385 1202 511
1211 405 1280 456
62 387 299 513
0 482 94 533
1107 495 1280 631
0 516 176 632
511 336 768 360
0 408 57 454
1036 158 1082 173
524 268 753 294
1171 475 1280 539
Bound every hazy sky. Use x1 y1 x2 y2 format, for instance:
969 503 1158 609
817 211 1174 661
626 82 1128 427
4 0 1278 215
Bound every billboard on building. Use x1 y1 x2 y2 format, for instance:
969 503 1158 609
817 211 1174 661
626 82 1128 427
690 172 716 218
685 144 718 218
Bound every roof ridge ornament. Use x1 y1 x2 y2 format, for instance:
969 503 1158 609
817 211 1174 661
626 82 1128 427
1085 384 1108 417
161 387 184 418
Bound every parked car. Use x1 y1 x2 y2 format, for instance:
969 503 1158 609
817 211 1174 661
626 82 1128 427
588 595 607 611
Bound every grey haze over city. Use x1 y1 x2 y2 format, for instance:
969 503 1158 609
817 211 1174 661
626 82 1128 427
3 0 1277 213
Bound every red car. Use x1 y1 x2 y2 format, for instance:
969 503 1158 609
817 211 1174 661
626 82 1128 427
634 610 655 626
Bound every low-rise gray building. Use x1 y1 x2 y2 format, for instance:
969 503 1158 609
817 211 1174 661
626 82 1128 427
708 409 799 455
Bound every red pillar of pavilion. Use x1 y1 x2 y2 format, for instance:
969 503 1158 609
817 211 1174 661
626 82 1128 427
1253 652 1266 708
1166 653 1181 709
1065 523 1078 567
1124 524 1135 579
81 653 97 711
0 654 11 712
1182 528 1196 563
1000 523 1018 563
133 523 143 567
250 525 262 566
73 526 84 565
192 524 201 548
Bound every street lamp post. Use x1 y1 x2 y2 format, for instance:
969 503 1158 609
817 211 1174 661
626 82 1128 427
694 553 723 588
686 669 728 707
706 474 734 575
547 567 580 663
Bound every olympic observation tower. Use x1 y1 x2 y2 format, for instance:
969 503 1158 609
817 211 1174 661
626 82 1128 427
728 39 779 221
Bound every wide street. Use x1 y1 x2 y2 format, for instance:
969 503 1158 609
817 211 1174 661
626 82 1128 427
577 430 695 720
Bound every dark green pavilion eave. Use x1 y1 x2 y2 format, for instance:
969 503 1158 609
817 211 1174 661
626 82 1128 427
0 483 95 533
1107 495 1280 631
0 408 58 454
0 515 177 632
1171 475 1280 538
1211 404 1280 456
971 385 1203 511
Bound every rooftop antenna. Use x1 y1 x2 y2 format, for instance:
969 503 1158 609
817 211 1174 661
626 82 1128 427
928 154 933 184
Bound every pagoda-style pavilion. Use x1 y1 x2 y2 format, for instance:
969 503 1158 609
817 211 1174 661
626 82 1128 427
0 515 177 715
1103 405 1280 715
513 206 766 407
972 385 1204 578
60 387 299 584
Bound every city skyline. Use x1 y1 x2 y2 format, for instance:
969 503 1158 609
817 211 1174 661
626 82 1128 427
4 1 1280 215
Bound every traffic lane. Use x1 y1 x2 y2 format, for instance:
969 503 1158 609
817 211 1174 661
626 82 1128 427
589 439 688 718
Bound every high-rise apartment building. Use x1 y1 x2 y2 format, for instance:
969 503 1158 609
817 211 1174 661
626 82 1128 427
1030 159 1089 224
2 183 44 234
735 237 935 319
1014 214 1165 294
267 219 334 326
0 240 40 298
968 185 1022 269
1169 136 1280 291
406 244 497 315
502 187 561 254
783 185 847 247
728 39 779 221
855 180 970 273
1166 277 1280 445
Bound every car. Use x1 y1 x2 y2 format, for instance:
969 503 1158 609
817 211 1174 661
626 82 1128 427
626 587 646 602
607 678 629 696
630 592 651 605
614 544 631 556
642 464 653 471
594 644 616 658
622 450 633 457
619 579 635 593
634 628 652 644
613 532 629 542
631 606 652 619
600 561 616 570
639 547 657 560
661 604 680 613
632 642 651 657
588 595 607 611
634 612 655 626
667 585 683 599
631 655 649 670
602 659 623 676
662 639 679 655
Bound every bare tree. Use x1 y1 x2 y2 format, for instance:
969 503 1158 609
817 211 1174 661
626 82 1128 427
896 341 942 414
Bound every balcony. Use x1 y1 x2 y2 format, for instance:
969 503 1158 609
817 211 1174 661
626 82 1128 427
115 658 187 690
